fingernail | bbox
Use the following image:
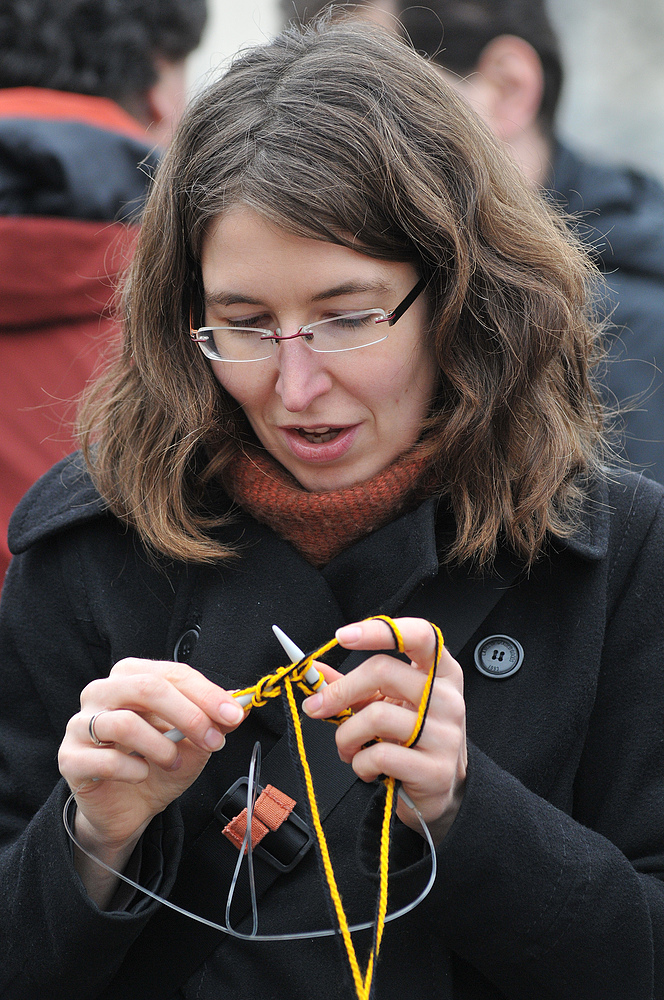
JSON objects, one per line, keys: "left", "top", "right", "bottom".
{"left": 336, "top": 624, "right": 362, "bottom": 645}
{"left": 302, "top": 693, "right": 323, "bottom": 715}
{"left": 219, "top": 702, "right": 245, "bottom": 725}
{"left": 168, "top": 753, "right": 183, "bottom": 771}
{"left": 205, "top": 727, "right": 226, "bottom": 750}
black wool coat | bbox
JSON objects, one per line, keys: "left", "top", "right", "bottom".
{"left": 1, "top": 455, "right": 664, "bottom": 1000}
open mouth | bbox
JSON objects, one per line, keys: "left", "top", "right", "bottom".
{"left": 297, "top": 426, "right": 342, "bottom": 444}
{"left": 279, "top": 423, "right": 359, "bottom": 466}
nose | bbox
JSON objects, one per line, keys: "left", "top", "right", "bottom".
{"left": 273, "top": 336, "right": 333, "bottom": 412}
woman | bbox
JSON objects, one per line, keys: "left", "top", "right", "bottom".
{"left": 1, "top": 18, "right": 663, "bottom": 1000}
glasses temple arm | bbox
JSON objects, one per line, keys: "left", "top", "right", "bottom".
{"left": 189, "top": 303, "right": 200, "bottom": 337}
{"left": 384, "top": 277, "right": 428, "bottom": 326}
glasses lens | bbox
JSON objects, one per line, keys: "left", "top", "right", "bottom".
{"left": 205, "top": 327, "right": 274, "bottom": 362}
{"left": 306, "top": 310, "right": 387, "bottom": 353}
{"left": 198, "top": 309, "right": 389, "bottom": 361}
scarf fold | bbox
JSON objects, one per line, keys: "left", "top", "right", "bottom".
{"left": 222, "top": 445, "right": 439, "bottom": 567}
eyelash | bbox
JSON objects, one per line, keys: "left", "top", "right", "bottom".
{"left": 226, "top": 316, "right": 271, "bottom": 329}
{"left": 217, "top": 312, "right": 374, "bottom": 330}
{"left": 331, "top": 315, "right": 375, "bottom": 329}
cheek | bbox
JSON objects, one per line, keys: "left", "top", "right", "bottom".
{"left": 380, "top": 344, "right": 438, "bottom": 408}
{"left": 210, "top": 363, "right": 268, "bottom": 410}
{"left": 418, "top": 346, "right": 440, "bottom": 400}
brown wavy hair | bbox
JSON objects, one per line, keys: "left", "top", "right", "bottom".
{"left": 79, "top": 19, "right": 606, "bottom": 568}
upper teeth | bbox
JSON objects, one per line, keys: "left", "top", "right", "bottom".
{"left": 300, "top": 427, "right": 337, "bottom": 442}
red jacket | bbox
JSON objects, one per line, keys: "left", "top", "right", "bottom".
{"left": 0, "top": 88, "right": 158, "bottom": 583}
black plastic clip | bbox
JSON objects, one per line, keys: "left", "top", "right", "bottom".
{"left": 214, "top": 777, "right": 313, "bottom": 873}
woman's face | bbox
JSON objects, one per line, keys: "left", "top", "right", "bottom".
{"left": 200, "top": 207, "right": 438, "bottom": 492}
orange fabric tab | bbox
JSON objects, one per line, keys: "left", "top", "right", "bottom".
{"left": 256, "top": 784, "right": 296, "bottom": 831}
{"left": 223, "top": 810, "right": 269, "bottom": 853}
{"left": 222, "top": 784, "right": 296, "bottom": 853}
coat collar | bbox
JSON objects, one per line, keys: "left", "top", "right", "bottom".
{"left": 8, "top": 453, "right": 108, "bottom": 556}
{"left": 321, "top": 496, "right": 441, "bottom": 621}
{"left": 557, "top": 474, "right": 610, "bottom": 561}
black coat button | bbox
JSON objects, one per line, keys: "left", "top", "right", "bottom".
{"left": 174, "top": 627, "right": 200, "bottom": 663}
{"left": 474, "top": 635, "right": 524, "bottom": 678}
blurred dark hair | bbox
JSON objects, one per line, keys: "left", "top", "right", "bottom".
{"left": 80, "top": 19, "right": 605, "bottom": 569}
{"left": 0, "top": 0, "right": 207, "bottom": 102}
{"left": 282, "top": 1, "right": 563, "bottom": 129}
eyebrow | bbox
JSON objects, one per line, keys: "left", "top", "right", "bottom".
{"left": 203, "top": 280, "right": 393, "bottom": 309}
{"left": 310, "top": 280, "right": 392, "bottom": 302}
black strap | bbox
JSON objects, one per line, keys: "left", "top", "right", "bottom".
{"left": 101, "top": 550, "right": 522, "bottom": 998}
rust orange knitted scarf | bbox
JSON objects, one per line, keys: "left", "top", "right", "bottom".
{"left": 222, "top": 444, "right": 438, "bottom": 567}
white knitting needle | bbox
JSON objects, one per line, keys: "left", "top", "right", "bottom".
{"left": 272, "top": 625, "right": 413, "bottom": 806}
{"left": 156, "top": 625, "right": 324, "bottom": 744}
{"left": 271, "top": 624, "right": 328, "bottom": 694}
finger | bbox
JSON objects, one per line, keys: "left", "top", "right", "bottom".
{"left": 303, "top": 654, "right": 429, "bottom": 721}
{"left": 335, "top": 700, "right": 422, "bottom": 761}
{"left": 350, "top": 738, "right": 460, "bottom": 803}
{"left": 109, "top": 658, "right": 246, "bottom": 729}
{"left": 59, "top": 740, "right": 152, "bottom": 789}
{"left": 351, "top": 739, "right": 433, "bottom": 785}
{"left": 72, "top": 708, "right": 222, "bottom": 765}
{"left": 80, "top": 671, "right": 240, "bottom": 753}
{"left": 336, "top": 617, "right": 440, "bottom": 669}
{"left": 339, "top": 677, "right": 466, "bottom": 753}
{"left": 313, "top": 661, "right": 344, "bottom": 685}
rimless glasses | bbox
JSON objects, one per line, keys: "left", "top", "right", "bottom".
{"left": 190, "top": 278, "right": 426, "bottom": 363}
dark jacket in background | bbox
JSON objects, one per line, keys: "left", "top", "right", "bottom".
{"left": 551, "top": 143, "right": 664, "bottom": 483}
{"left": 1, "top": 455, "right": 663, "bottom": 999}
{"left": 0, "top": 87, "right": 159, "bottom": 585}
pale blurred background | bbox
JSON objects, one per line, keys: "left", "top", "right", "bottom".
{"left": 187, "top": 0, "right": 664, "bottom": 184}
{"left": 187, "top": 0, "right": 278, "bottom": 92}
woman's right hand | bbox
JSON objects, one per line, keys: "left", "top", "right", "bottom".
{"left": 58, "top": 657, "right": 246, "bottom": 901}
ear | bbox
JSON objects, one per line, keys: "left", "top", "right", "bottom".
{"left": 473, "top": 34, "right": 545, "bottom": 141}
{"left": 144, "top": 56, "right": 188, "bottom": 146}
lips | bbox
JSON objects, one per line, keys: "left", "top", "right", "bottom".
{"left": 279, "top": 423, "right": 360, "bottom": 464}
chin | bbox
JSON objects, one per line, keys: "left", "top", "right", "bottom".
{"left": 290, "top": 463, "right": 377, "bottom": 493}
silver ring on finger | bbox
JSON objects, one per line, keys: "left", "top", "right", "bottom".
{"left": 88, "top": 710, "right": 114, "bottom": 747}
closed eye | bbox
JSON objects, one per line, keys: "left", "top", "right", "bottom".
{"left": 328, "top": 313, "right": 379, "bottom": 329}
{"left": 222, "top": 315, "right": 272, "bottom": 330}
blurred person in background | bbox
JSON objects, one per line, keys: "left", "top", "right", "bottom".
{"left": 284, "top": 0, "right": 664, "bottom": 485}
{"left": 0, "top": 0, "right": 207, "bottom": 585}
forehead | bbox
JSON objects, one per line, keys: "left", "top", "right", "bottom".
{"left": 200, "top": 207, "right": 416, "bottom": 298}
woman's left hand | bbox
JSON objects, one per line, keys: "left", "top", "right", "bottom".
{"left": 303, "top": 616, "right": 467, "bottom": 844}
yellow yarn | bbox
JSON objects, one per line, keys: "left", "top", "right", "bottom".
{"left": 238, "top": 615, "right": 444, "bottom": 999}
{"left": 234, "top": 634, "right": 352, "bottom": 722}
{"left": 284, "top": 677, "right": 369, "bottom": 998}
